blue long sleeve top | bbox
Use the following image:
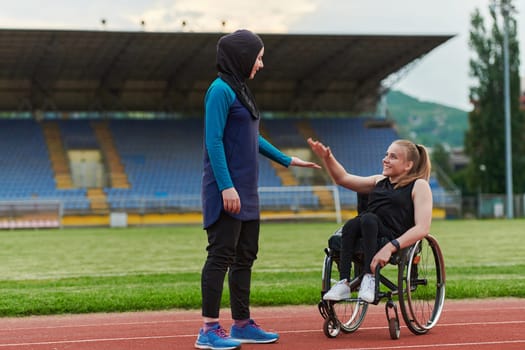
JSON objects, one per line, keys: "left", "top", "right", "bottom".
{"left": 202, "top": 77, "right": 291, "bottom": 228}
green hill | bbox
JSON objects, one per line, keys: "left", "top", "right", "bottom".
{"left": 385, "top": 90, "right": 469, "bottom": 148}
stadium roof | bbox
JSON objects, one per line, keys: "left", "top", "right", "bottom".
{"left": 0, "top": 29, "right": 453, "bottom": 115}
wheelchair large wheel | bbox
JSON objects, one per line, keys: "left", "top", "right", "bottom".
{"left": 397, "top": 234, "right": 446, "bottom": 335}
{"left": 321, "top": 253, "right": 368, "bottom": 334}
{"left": 329, "top": 294, "right": 368, "bottom": 334}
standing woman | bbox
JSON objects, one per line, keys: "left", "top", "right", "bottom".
{"left": 308, "top": 138, "right": 433, "bottom": 303}
{"left": 197, "top": 29, "right": 320, "bottom": 350}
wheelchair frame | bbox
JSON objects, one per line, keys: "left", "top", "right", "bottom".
{"left": 318, "top": 231, "right": 446, "bottom": 340}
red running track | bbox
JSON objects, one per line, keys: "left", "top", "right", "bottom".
{"left": 0, "top": 298, "right": 523, "bottom": 349}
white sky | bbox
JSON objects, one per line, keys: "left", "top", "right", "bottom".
{"left": 2, "top": 0, "right": 524, "bottom": 111}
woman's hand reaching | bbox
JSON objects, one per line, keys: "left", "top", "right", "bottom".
{"left": 307, "top": 138, "right": 332, "bottom": 160}
{"left": 290, "top": 156, "right": 321, "bottom": 169}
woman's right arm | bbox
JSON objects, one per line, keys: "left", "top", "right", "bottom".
{"left": 205, "top": 81, "right": 235, "bottom": 192}
{"left": 307, "top": 138, "right": 380, "bottom": 193}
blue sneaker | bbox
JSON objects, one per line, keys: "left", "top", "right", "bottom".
{"left": 195, "top": 324, "right": 241, "bottom": 350}
{"left": 230, "top": 319, "right": 279, "bottom": 344}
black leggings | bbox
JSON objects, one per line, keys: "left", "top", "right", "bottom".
{"left": 339, "top": 212, "right": 394, "bottom": 280}
{"left": 201, "top": 212, "right": 259, "bottom": 320}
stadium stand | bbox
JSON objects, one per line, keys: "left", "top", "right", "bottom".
{"left": 0, "top": 119, "right": 90, "bottom": 228}
{"left": 105, "top": 119, "right": 203, "bottom": 211}
{"left": 0, "top": 117, "right": 449, "bottom": 226}
{"left": 0, "top": 30, "right": 455, "bottom": 226}
{"left": 0, "top": 120, "right": 55, "bottom": 199}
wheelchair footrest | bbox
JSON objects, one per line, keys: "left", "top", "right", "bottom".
{"left": 318, "top": 300, "right": 330, "bottom": 319}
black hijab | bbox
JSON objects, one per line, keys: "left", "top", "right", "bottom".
{"left": 216, "top": 29, "right": 263, "bottom": 119}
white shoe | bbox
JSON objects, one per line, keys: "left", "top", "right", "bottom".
{"left": 358, "top": 274, "right": 376, "bottom": 303}
{"left": 323, "top": 279, "right": 350, "bottom": 301}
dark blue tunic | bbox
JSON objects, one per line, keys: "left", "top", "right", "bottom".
{"left": 202, "top": 78, "right": 291, "bottom": 228}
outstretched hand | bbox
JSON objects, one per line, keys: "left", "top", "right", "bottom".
{"left": 307, "top": 138, "right": 331, "bottom": 160}
{"left": 290, "top": 156, "right": 321, "bottom": 169}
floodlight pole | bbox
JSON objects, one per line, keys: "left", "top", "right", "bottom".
{"left": 501, "top": 1, "right": 514, "bottom": 218}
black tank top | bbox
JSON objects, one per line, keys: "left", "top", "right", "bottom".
{"left": 365, "top": 178, "right": 415, "bottom": 237}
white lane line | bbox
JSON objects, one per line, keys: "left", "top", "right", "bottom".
{"left": 0, "top": 335, "right": 186, "bottom": 347}
{"left": 0, "top": 319, "right": 182, "bottom": 332}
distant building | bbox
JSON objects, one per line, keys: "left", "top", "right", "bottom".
{"left": 449, "top": 147, "right": 469, "bottom": 171}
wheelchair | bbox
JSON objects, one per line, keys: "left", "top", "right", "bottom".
{"left": 317, "top": 224, "right": 446, "bottom": 340}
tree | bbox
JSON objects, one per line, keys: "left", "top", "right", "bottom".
{"left": 465, "top": 0, "right": 525, "bottom": 194}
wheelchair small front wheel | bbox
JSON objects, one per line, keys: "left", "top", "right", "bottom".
{"left": 388, "top": 318, "right": 400, "bottom": 340}
{"left": 323, "top": 316, "right": 340, "bottom": 338}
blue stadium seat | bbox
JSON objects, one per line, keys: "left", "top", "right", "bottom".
{"left": 0, "top": 120, "right": 90, "bottom": 210}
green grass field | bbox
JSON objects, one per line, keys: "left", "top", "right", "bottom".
{"left": 0, "top": 219, "right": 523, "bottom": 316}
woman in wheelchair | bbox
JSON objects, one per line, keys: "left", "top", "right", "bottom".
{"left": 308, "top": 138, "right": 432, "bottom": 303}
